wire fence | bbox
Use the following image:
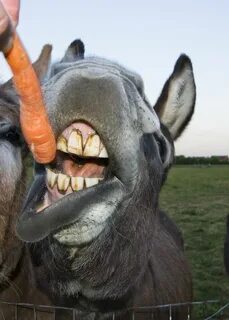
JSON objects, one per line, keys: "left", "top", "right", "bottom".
{"left": 0, "top": 300, "right": 229, "bottom": 320}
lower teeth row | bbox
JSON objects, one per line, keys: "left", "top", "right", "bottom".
{"left": 46, "top": 169, "right": 103, "bottom": 192}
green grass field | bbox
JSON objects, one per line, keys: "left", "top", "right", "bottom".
{"left": 160, "top": 165, "right": 229, "bottom": 302}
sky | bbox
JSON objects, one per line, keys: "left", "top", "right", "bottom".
{"left": 0, "top": 0, "right": 228, "bottom": 156}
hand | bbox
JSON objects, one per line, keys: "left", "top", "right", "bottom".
{"left": 1, "top": 0, "right": 20, "bottom": 27}
{"left": 0, "top": 0, "right": 20, "bottom": 52}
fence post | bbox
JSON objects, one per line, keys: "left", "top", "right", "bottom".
{"left": 72, "top": 308, "right": 76, "bottom": 320}
{"left": 188, "top": 306, "right": 190, "bottom": 320}
{"left": 14, "top": 304, "right": 18, "bottom": 320}
{"left": 132, "top": 310, "right": 135, "bottom": 320}
{"left": 33, "top": 305, "right": 37, "bottom": 320}
{"left": 169, "top": 305, "right": 172, "bottom": 320}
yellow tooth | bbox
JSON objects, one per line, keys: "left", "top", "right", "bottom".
{"left": 47, "top": 169, "right": 58, "bottom": 188}
{"left": 68, "top": 130, "right": 83, "bottom": 155}
{"left": 71, "top": 177, "right": 84, "bottom": 191}
{"left": 85, "top": 178, "right": 99, "bottom": 188}
{"left": 64, "top": 176, "right": 70, "bottom": 191}
{"left": 50, "top": 172, "right": 58, "bottom": 188}
{"left": 57, "top": 136, "right": 68, "bottom": 153}
{"left": 57, "top": 173, "right": 70, "bottom": 191}
{"left": 47, "top": 168, "right": 52, "bottom": 186}
{"left": 83, "top": 134, "right": 100, "bottom": 157}
{"left": 98, "top": 146, "right": 108, "bottom": 158}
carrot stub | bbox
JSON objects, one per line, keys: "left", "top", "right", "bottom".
{"left": 5, "top": 33, "right": 56, "bottom": 164}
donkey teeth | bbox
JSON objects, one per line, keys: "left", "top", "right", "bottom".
{"left": 57, "top": 136, "right": 68, "bottom": 153}
{"left": 57, "top": 129, "right": 109, "bottom": 158}
{"left": 57, "top": 173, "right": 70, "bottom": 191}
{"left": 98, "top": 146, "right": 108, "bottom": 158}
{"left": 50, "top": 172, "right": 58, "bottom": 189}
{"left": 85, "top": 178, "right": 99, "bottom": 188}
{"left": 47, "top": 168, "right": 58, "bottom": 188}
{"left": 83, "top": 134, "right": 100, "bottom": 157}
{"left": 68, "top": 130, "right": 83, "bottom": 156}
{"left": 46, "top": 169, "right": 103, "bottom": 192}
{"left": 71, "top": 177, "right": 84, "bottom": 191}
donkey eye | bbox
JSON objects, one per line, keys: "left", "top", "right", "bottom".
{"left": 154, "top": 133, "right": 167, "bottom": 164}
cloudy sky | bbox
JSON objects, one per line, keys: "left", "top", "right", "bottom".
{"left": 1, "top": 0, "right": 228, "bottom": 156}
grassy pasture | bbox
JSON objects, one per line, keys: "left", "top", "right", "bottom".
{"left": 160, "top": 165, "right": 229, "bottom": 301}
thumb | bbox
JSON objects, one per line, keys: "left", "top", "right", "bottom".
{"left": 1, "top": 0, "right": 20, "bottom": 27}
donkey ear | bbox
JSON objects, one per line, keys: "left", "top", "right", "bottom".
{"left": 154, "top": 54, "right": 196, "bottom": 140}
{"left": 2, "top": 44, "right": 52, "bottom": 92}
{"left": 32, "top": 44, "right": 52, "bottom": 82}
{"left": 61, "top": 39, "right": 85, "bottom": 63}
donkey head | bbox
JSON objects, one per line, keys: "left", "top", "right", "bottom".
{"left": 0, "top": 45, "right": 52, "bottom": 281}
{"left": 16, "top": 40, "right": 195, "bottom": 248}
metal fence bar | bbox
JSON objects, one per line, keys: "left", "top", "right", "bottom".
{"left": 187, "top": 305, "right": 190, "bottom": 320}
{"left": 0, "top": 299, "right": 228, "bottom": 319}
{"left": 169, "top": 304, "right": 172, "bottom": 320}
{"left": 14, "top": 304, "right": 18, "bottom": 320}
{"left": 72, "top": 308, "right": 75, "bottom": 320}
{"left": 132, "top": 310, "right": 135, "bottom": 320}
{"left": 33, "top": 305, "right": 37, "bottom": 320}
{"left": 128, "top": 299, "right": 219, "bottom": 311}
{"left": 204, "top": 302, "right": 229, "bottom": 320}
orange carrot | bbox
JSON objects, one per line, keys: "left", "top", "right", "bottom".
{"left": 5, "top": 32, "right": 56, "bottom": 163}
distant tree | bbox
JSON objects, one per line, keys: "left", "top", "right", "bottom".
{"left": 175, "top": 155, "right": 229, "bottom": 165}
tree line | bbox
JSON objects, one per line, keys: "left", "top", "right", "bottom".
{"left": 175, "top": 155, "right": 229, "bottom": 165}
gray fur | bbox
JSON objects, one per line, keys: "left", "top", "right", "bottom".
{"left": 18, "top": 41, "right": 196, "bottom": 319}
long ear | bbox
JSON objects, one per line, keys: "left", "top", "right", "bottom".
{"left": 154, "top": 54, "right": 196, "bottom": 140}
{"left": 2, "top": 44, "right": 52, "bottom": 92}
{"left": 32, "top": 44, "right": 52, "bottom": 82}
{"left": 61, "top": 39, "right": 85, "bottom": 63}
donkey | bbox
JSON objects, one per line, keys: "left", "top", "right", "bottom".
{"left": 0, "top": 46, "right": 53, "bottom": 320}
{"left": 16, "top": 40, "right": 196, "bottom": 319}
{"left": 224, "top": 215, "right": 229, "bottom": 274}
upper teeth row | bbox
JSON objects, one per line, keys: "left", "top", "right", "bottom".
{"left": 57, "top": 130, "right": 108, "bottom": 158}
{"left": 47, "top": 168, "right": 103, "bottom": 192}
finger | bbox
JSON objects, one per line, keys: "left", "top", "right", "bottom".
{"left": 0, "top": 1, "right": 13, "bottom": 52}
{"left": 2, "top": 0, "right": 20, "bottom": 26}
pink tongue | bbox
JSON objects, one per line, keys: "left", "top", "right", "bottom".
{"left": 62, "top": 122, "right": 95, "bottom": 144}
{"left": 62, "top": 160, "right": 104, "bottom": 178}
